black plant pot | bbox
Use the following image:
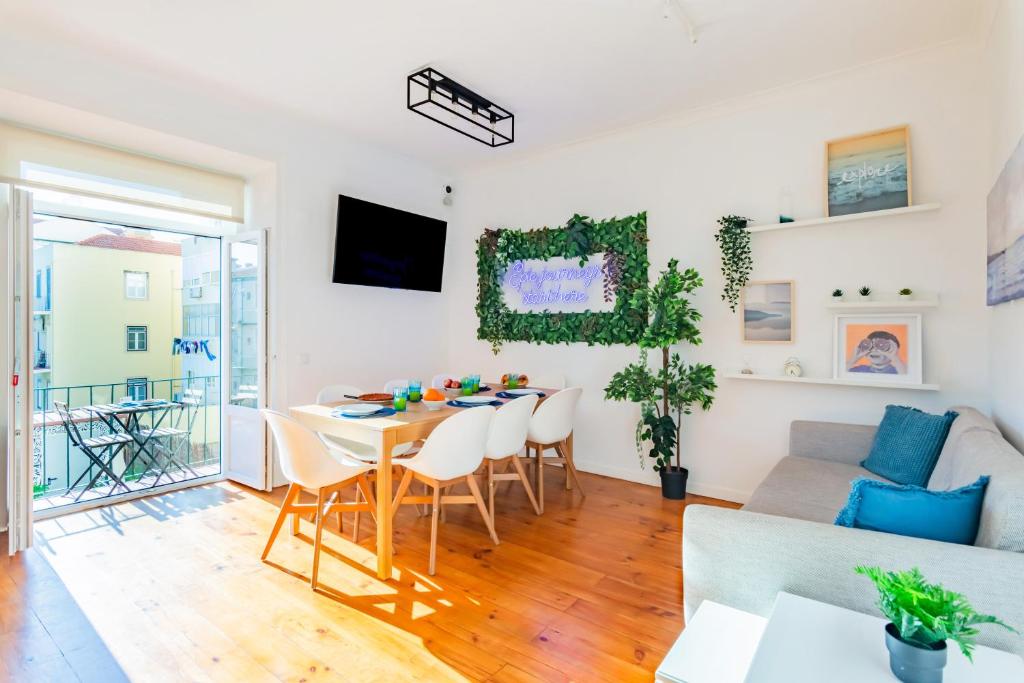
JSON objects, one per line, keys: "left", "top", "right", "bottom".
{"left": 660, "top": 466, "right": 688, "bottom": 500}
{"left": 885, "top": 623, "right": 947, "bottom": 683}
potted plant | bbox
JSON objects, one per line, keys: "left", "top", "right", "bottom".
{"left": 899, "top": 287, "right": 914, "bottom": 300}
{"left": 832, "top": 288, "right": 845, "bottom": 302}
{"left": 714, "top": 215, "right": 752, "bottom": 312}
{"left": 856, "top": 566, "right": 1016, "bottom": 683}
{"left": 605, "top": 259, "right": 716, "bottom": 499}
{"left": 858, "top": 285, "right": 872, "bottom": 301}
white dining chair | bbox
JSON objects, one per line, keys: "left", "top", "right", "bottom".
{"left": 525, "top": 387, "right": 584, "bottom": 513}
{"left": 391, "top": 406, "right": 498, "bottom": 575}
{"left": 485, "top": 394, "right": 541, "bottom": 523}
{"left": 260, "top": 409, "right": 377, "bottom": 590}
{"left": 314, "top": 384, "right": 418, "bottom": 542}
{"left": 430, "top": 373, "right": 458, "bottom": 389}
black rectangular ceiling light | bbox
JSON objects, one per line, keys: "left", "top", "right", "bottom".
{"left": 407, "top": 67, "right": 514, "bottom": 148}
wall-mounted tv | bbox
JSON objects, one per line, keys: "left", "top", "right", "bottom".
{"left": 332, "top": 195, "right": 447, "bottom": 293}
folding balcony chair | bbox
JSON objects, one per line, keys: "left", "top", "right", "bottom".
{"left": 55, "top": 401, "right": 134, "bottom": 501}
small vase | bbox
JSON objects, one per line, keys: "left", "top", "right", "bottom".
{"left": 900, "top": 293, "right": 913, "bottom": 301}
{"left": 885, "top": 623, "right": 947, "bottom": 683}
{"left": 832, "top": 295, "right": 845, "bottom": 303}
{"left": 859, "top": 293, "right": 873, "bottom": 302}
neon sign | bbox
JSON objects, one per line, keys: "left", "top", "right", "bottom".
{"left": 501, "top": 254, "right": 612, "bottom": 313}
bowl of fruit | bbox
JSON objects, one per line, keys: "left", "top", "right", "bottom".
{"left": 442, "top": 377, "right": 464, "bottom": 396}
{"left": 500, "top": 373, "right": 529, "bottom": 389}
{"left": 422, "top": 387, "right": 447, "bottom": 411}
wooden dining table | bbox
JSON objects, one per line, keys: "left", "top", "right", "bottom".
{"left": 289, "top": 384, "right": 565, "bottom": 580}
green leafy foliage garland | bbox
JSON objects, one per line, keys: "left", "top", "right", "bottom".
{"left": 476, "top": 212, "right": 650, "bottom": 353}
{"left": 714, "top": 215, "right": 752, "bottom": 312}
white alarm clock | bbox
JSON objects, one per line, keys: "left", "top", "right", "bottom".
{"left": 783, "top": 357, "right": 803, "bottom": 377}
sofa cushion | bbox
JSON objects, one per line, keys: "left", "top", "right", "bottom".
{"left": 928, "top": 406, "right": 1001, "bottom": 490}
{"left": 860, "top": 405, "right": 957, "bottom": 486}
{"left": 834, "top": 476, "right": 989, "bottom": 545}
{"left": 744, "top": 456, "right": 888, "bottom": 524}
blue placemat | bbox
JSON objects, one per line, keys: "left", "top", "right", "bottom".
{"left": 447, "top": 400, "right": 503, "bottom": 408}
{"left": 495, "top": 390, "right": 546, "bottom": 399}
{"left": 332, "top": 407, "right": 398, "bottom": 419}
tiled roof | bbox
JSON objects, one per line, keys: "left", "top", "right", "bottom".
{"left": 77, "top": 234, "right": 182, "bottom": 256}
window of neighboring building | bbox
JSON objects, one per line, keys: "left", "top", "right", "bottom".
{"left": 124, "top": 271, "right": 149, "bottom": 300}
{"left": 126, "top": 377, "right": 148, "bottom": 401}
{"left": 126, "top": 325, "right": 148, "bottom": 352}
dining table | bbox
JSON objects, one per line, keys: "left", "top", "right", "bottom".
{"left": 289, "top": 383, "right": 567, "bottom": 581}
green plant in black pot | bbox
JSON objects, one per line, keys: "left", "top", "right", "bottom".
{"left": 605, "top": 259, "right": 716, "bottom": 499}
{"left": 856, "top": 566, "right": 1016, "bottom": 683}
{"left": 714, "top": 215, "right": 752, "bottom": 312}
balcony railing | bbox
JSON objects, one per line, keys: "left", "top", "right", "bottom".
{"left": 32, "top": 375, "right": 221, "bottom": 510}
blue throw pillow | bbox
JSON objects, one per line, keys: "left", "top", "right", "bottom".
{"left": 861, "top": 405, "right": 958, "bottom": 486}
{"left": 834, "top": 476, "right": 989, "bottom": 545}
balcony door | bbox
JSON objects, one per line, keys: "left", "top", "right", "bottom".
{"left": 221, "top": 230, "right": 269, "bottom": 490}
{"left": 6, "top": 188, "right": 34, "bottom": 553}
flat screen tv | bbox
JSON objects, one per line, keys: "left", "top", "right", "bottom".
{"left": 332, "top": 195, "right": 447, "bottom": 292}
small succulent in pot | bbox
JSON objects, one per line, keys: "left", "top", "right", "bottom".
{"left": 832, "top": 288, "right": 845, "bottom": 301}
{"left": 856, "top": 566, "right": 1017, "bottom": 683}
{"left": 899, "top": 287, "right": 913, "bottom": 300}
{"left": 858, "top": 286, "right": 872, "bottom": 300}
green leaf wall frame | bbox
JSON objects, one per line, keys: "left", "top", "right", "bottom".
{"left": 476, "top": 212, "right": 650, "bottom": 350}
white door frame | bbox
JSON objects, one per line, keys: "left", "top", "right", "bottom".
{"left": 6, "top": 188, "right": 34, "bottom": 553}
{"left": 221, "top": 229, "right": 270, "bottom": 490}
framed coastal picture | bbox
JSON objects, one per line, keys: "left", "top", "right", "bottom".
{"left": 741, "top": 281, "right": 794, "bottom": 343}
{"left": 826, "top": 125, "right": 912, "bottom": 217}
{"left": 833, "top": 314, "right": 922, "bottom": 385}
{"left": 987, "top": 134, "right": 1024, "bottom": 306}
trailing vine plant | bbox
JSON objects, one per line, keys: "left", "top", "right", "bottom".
{"left": 713, "top": 215, "right": 752, "bottom": 312}
{"left": 476, "top": 212, "right": 650, "bottom": 353}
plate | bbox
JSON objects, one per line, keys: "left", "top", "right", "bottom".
{"left": 339, "top": 403, "right": 385, "bottom": 416}
{"left": 452, "top": 395, "right": 495, "bottom": 405}
{"left": 506, "top": 388, "right": 542, "bottom": 395}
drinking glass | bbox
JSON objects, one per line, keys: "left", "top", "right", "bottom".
{"left": 392, "top": 386, "right": 408, "bottom": 412}
{"left": 506, "top": 373, "right": 519, "bottom": 389}
{"left": 408, "top": 379, "right": 422, "bottom": 403}
{"left": 461, "top": 377, "right": 473, "bottom": 396}
{"left": 470, "top": 374, "right": 481, "bottom": 393}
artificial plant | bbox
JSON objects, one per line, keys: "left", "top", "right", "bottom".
{"left": 856, "top": 566, "right": 1017, "bottom": 661}
{"left": 604, "top": 259, "right": 717, "bottom": 471}
{"left": 714, "top": 215, "right": 752, "bottom": 312}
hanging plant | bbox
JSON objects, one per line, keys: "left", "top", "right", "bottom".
{"left": 601, "top": 251, "right": 625, "bottom": 303}
{"left": 714, "top": 215, "right": 753, "bottom": 312}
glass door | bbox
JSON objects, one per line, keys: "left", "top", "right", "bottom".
{"left": 6, "top": 187, "right": 34, "bottom": 553}
{"left": 221, "top": 229, "right": 269, "bottom": 489}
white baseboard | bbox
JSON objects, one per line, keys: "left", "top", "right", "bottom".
{"left": 573, "top": 461, "right": 750, "bottom": 504}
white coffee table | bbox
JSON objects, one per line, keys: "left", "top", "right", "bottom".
{"left": 656, "top": 593, "right": 1024, "bottom": 683}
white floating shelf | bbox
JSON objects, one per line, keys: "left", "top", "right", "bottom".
{"left": 826, "top": 295, "right": 939, "bottom": 310}
{"left": 724, "top": 373, "right": 940, "bottom": 392}
{"left": 747, "top": 203, "right": 941, "bottom": 234}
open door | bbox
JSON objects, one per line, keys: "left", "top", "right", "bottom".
{"left": 221, "top": 229, "right": 270, "bottom": 490}
{"left": 6, "top": 188, "right": 33, "bottom": 553}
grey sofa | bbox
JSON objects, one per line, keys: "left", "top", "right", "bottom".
{"left": 683, "top": 406, "right": 1024, "bottom": 656}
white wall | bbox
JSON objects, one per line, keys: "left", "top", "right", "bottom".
{"left": 985, "top": 0, "right": 1024, "bottom": 451}
{"left": 446, "top": 42, "right": 990, "bottom": 501}
{"left": 0, "top": 38, "right": 453, "bottom": 496}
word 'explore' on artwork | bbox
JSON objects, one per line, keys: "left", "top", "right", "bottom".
{"left": 500, "top": 253, "right": 614, "bottom": 314}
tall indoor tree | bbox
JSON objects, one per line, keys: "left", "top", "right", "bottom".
{"left": 604, "top": 259, "right": 717, "bottom": 499}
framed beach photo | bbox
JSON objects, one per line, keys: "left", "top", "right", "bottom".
{"left": 987, "top": 134, "right": 1024, "bottom": 306}
{"left": 741, "top": 281, "right": 794, "bottom": 343}
{"left": 833, "top": 314, "right": 922, "bottom": 384}
{"left": 826, "top": 125, "right": 912, "bottom": 217}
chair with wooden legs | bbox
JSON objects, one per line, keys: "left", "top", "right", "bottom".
{"left": 391, "top": 406, "right": 498, "bottom": 575}
{"left": 524, "top": 387, "right": 584, "bottom": 514}
{"left": 314, "top": 384, "right": 419, "bottom": 541}
{"left": 260, "top": 409, "right": 377, "bottom": 590}
{"left": 484, "top": 394, "right": 541, "bottom": 523}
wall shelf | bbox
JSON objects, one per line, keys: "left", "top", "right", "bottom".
{"left": 724, "top": 373, "right": 940, "bottom": 392}
{"left": 747, "top": 203, "right": 941, "bottom": 234}
{"left": 826, "top": 295, "right": 939, "bottom": 310}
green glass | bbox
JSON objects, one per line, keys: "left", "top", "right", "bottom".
{"left": 461, "top": 377, "right": 473, "bottom": 396}
{"left": 408, "top": 379, "right": 422, "bottom": 402}
{"left": 470, "top": 374, "right": 481, "bottom": 393}
{"left": 392, "top": 386, "right": 408, "bottom": 412}
{"left": 507, "top": 373, "right": 519, "bottom": 389}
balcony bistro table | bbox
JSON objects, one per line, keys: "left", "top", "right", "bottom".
{"left": 290, "top": 384, "right": 562, "bottom": 581}
{"left": 84, "top": 400, "right": 192, "bottom": 488}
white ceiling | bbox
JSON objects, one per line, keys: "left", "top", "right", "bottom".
{"left": 0, "top": 0, "right": 983, "bottom": 171}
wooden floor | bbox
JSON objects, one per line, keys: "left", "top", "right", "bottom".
{"left": 5, "top": 470, "right": 739, "bottom": 682}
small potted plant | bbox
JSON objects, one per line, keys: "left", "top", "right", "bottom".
{"left": 858, "top": 286, "right": 872, "bottom": 301}
{"left": 856, "top": 566, "right": 1016, "bottom": 683}
{"left": 899, "top": 287, "right": 914, "bottom": 300}
{"left": 832, "top": 288, "right": 845, "bottom": 302}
